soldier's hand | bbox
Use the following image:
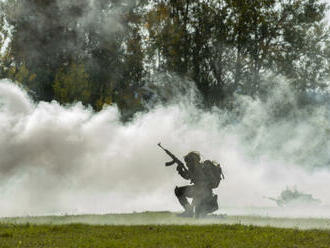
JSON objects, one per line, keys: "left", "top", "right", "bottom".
{"left": 177, "top": 165, "right": 185, "bottom": 173}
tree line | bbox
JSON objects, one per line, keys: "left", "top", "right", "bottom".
{"left": 0, "top": 0, "right": 329, "bottom": 118}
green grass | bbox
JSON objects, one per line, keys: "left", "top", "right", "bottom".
{"left": 0, "top": 223, "right": 330, "bottom": 248}
{"left": 1, "top": 212, "right": 330, "bottom": 248}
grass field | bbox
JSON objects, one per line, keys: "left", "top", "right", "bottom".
{"left": 0, "top": 212, "right": 330, "bottom": 248}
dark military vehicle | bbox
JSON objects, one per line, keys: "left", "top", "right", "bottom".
{"left": 266, "top": 187, "right": 321, "bottom": 207}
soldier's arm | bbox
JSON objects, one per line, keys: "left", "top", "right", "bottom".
{"left": 176, "top": 165, "right": 191, "bottom": 180}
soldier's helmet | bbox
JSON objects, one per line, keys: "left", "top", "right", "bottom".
{"left": 184, "top": 151, "right": 201, "bottom": 165}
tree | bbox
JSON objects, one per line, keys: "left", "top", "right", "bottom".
{"left": 1, "top": 0, "right": 329, "bottom": 114}
{"left": 53, "top": 63, "right": 91, "bottom": 105}
{"left": 0, "top": 0, "right": 147, "bottom": 115}
{"left": 144, "top": 0, "right": 330, "bottom": 106}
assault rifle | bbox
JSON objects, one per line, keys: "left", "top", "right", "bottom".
{"left": 158, "top": 143, "right": 185, "bottom": 168}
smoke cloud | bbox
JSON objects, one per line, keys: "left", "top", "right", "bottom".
{"left": 3, "top": 0, "right": 136, "bottom": 66}
{"left": 1, "top": 77, "right": 330, "bottom": 218}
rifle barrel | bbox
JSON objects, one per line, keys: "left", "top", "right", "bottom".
{"left": 158, "top": 143, "right": 185, "bottom": 168}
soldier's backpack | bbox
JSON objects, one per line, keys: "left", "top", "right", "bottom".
{"left": 203, "top": 160, "right": 224, "bottom": 189}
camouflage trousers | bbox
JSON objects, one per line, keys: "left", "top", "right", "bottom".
{"left": 175, "top": 185, "right": 218, "bottom": 217}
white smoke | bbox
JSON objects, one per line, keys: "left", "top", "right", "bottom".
{"left": 1, "top": 78, "right": 330, "bottom": 218}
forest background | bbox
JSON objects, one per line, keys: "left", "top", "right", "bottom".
{"left": 0, "top": 0, "right": 329, "bottom": 120}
